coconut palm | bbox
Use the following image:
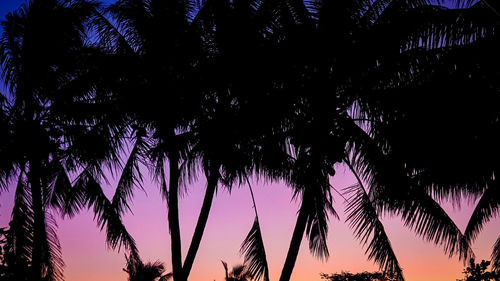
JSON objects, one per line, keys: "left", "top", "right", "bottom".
{"left": 231, "top": 0, "right": 500, "bottom": 280}
{"left": 56, "top": 1, "right": 500, "bottom": 281}
{"left": 84, "top": 1, "right": 204, "bottom": 281}
{"left": 0, "top": 1, "right": 140, "bottom": 280}
{"left": 182, "top": 0, "right": 278, "bottom": 273}
{"left": 221, "top": 261, "right": 253, "bottom": 281}
{"left": 344, "top": 0, "right": 500, "bottom": 272}
{"left": 123, "top": 254, "right": 172, "bottom": 281}
{"left": 0, "top": 2, "right": 95, "bottom": 280}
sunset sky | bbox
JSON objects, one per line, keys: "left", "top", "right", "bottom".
{"left": 1, "top": 164, "right": 499, "bottom": 281}
{"left": 1, "top": 1, "right": 499, "bottom": 281}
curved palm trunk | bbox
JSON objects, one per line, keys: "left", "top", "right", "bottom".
{"left": 168, "top": 153, "right": 185, "bottom": 281}
{"left": 279, "top": 191, "right": 309, "bottom": 281}
{"left": 29, "top": 160, "right": 44, "bottom": 281}
{"left": 182, "top": 172, "right": 218, "bottom": 278}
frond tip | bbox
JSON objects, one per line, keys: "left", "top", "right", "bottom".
{"left": 75, "top": 170, "right": 139, "bottom": 257}
{"left": 344, "top": 183, "right": 404, "bottom": 281}
{"left": 492, "top": 235, "right": 500, "bottom": 271}
{"left": 464, "top": 180, "right": 500, "bottom": 244}
{"left": 240, "top": 217, "right": 270, "bottom": 281}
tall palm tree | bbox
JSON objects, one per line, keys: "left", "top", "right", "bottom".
{"left": 232, "top": 1, "right": 499, "bottom": 281}
{"left": 0, "top": 2, "right": 95, "bottom": 280}
{"left": 344, "top": 0, "right": 500, "bottom": 272}
{"left": 0, "top": 1, "right": 140, "bottom": 280}
{"left": 85, "top": 1, "right": 203, "bottom": 280}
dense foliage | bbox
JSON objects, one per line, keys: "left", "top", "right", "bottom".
{"left": 1, "top": 0, "right": 500, "bottom": 281}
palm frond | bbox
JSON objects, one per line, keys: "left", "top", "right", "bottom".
{"left": 112, "top": 128, "right": 148, "bottom": 214}
{"left": 10, "top": 171, "right": 34, "bottom": 264}
{"left": 399, "top": 6, "right": 497, "bottom": 51}
{"left": 240, "top": 218, "right": 270, "bottom": 281}
{"left": 149, "top": 140, "right": 170, "bottom": 201}
{"left": 304, "top": 188, "right": 336, "bottom": 260}
{"left": 41, "top": 212, "right": 64, "bottom": 281}
{"left": 75, "top": 169, "right": 139, "bottom": 256}
{"left": 344, "top": 180, "right": 403, "bottom": 280}
{"left": 88, "top": 3, "right": 134, "bottom": 54}
{"left": 492, "top": 234, "right": 500, "bottom": 271}
{"left": 0, "top": 8, "right": 23, "bottom": 94}
{"left": 464, "top": 180, "right": 500, "bottom": 243}
{"left": 378, "top": 176, "right": 474, "bottom": 261}
{"left": 346, "top": 119, "right": 474, "bottom": 261}
{"left": 50, "top": 162, "right": 86, "bottom": 218}
{"left": 361, "top": 0, "right": 392, "bottom": 24}
{"left": 222, "top": 260, "right": 229, "bottom": 280}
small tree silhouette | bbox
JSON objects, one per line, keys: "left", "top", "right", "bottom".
{"left": 221, "top": 261, "right": 252, "bottom": 281}
{"left": 123, "top": 254, "right": 172, "bottom": 281}
{"left": 457, "top": 259, "right": 500, "bottom": 281}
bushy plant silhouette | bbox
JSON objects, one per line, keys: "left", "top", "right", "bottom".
{"left": 123, "top": 254, "right": 172, "bottom": 281}
{"left": 457, "top": 259, "right": 500, "bottom": 281}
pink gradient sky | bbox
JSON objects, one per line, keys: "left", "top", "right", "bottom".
{"left": 1, "top": 165, "right": 499, "bottom": 281}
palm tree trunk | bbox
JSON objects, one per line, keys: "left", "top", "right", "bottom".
{"left": 29, "top": 161, "right": 44, "bottom": 281}
{"left": 279, "top": 191, "right": 309, "bottom": 281}
{"left": 182, "top": 172, "right": 218, "bottom": 278}
{"left": 168, "top": 152, "right": 185, "bottom": 281}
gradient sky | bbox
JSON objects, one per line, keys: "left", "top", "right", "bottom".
{"left": 1, "top": 165, "right": 499, "bottom": 281}
{"left": 1, "top": 1, "right": 499, "bottom": 281}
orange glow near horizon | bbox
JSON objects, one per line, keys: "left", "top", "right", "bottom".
{"left": 1, "top": 167, "right": 499, "bottom": 281}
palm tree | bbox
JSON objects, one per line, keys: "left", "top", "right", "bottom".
{"left": 0, "top": 1, "right": 96, "bottom": 280}
{"left": 231, "top": 0, "right": 499, "bottom": 280}
{"left": 123, "top": 254, "right": 172, "bottom": 281}
{"left": 343, "top": 0, "right": 500, "bottom": 272}
{"left": 85, "top": 1, "right": 203, "bottom": 280}
{"left": 62, "top": 2, "right": 500, "bottom": 281}
{"left": 0, "top": 1, "right": 140, "bottom": 280}
{"left": 182, "top": 96, "right": 256, "bottom": 279}
{"left": 221, "top": 261, "right": 253, "bottom": 281}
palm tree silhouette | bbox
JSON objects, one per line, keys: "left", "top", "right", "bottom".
{"left": 182, "top": 99, "right": 256, "bottom": 279}
{"left": 228, "top": 0, "right": 499, "bottom": 280}
{"left": 123, "top": 254, "right": 172, "bottom": 281}
{"left": 86, "top": 1, "right": 204, "bottom": 280}
{"left": 342, "top": 0, "right": 500, "bottom": 273}
{"left": 86, "top": 1, "right": 498, "bottom": 281}
{"left": 221, "top": 261, "right": 253, "bottom": 281}
{"left": 0, "top": 1, "right": 98, "bottom": 280}
{"left": 0, "top": 1, "right": 493, "bottom": 281}
{"left": 0, "top": 1, "right": 141, "bottom": 280}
